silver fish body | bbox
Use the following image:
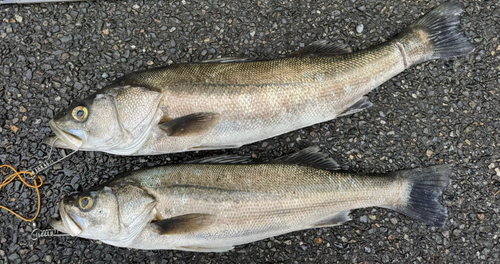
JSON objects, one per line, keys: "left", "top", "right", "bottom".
{"left": 51, "top": 148, "right": 451, "bottom": 252}
{"left": 45, "top": 1, "right": 473, "bottom": 155}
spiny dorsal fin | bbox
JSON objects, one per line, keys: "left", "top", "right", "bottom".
{"left": 338, "top": 96, "right": 373, "bottom": 117}
{"left": 200, "top": 57, "right": 255, "bottom": 63}
{"left": 274, "top": 147, "right": 340, "bottom": 171}
{"left": 188, "top": 155, "right": 254, "bottom": 164}
{"left": 288, "top": 40, "right": 352, "bottom": 57}
{"left": 151, "top": 213, "right": 216, "bottom": 235}
{"left": 158, "top": 112, "right": 221, "bottom": 137}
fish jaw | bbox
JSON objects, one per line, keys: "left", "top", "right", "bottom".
{"left": 45, "top": 120, "right": 84, "bottom": 150}
{"left": 51, "top": 200, "right": 84, "bottom": 236}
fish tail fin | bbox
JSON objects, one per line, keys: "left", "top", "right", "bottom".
{"left": 385, "top": 165, "right": 452, "bottom": 227}
{"left": 395, "top": 1, "right": 473, "bottom": 66}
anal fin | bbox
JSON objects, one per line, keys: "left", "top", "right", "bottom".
{"left": 338, "top": 96, "right": 373, "bottom": 117}
{"left": 188, "top": 144, "right": 242, "bottom": 151}
{"left": 313, "top": 210, "right": 352, "bottom": 228}
{"left": 177, "top": 245, "right": 234, "bottom": 252}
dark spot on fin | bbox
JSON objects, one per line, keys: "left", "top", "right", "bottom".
{"left": 338, "top": 96, "right": 373, "bottom": 117}
{"left": 200, "top": 57, "right": 255, "bottom": 63}
{"left": 383, "top": 165, "right": 452, "bottom": 227}
{"left": 288, "top": 40, "right": 352, "bottom": 57}
{"left": 188, "top": 155, "right": 254, "bottom": 164}
{"left": 151, "top": 213, "right": 216, "bottom": 235}
{"left": 177, "top": 245, "right": 234, "bottom": 252}
{"left": 154, "top": 212, "right": 164, "bottom": 222}
{"left": 313, "top": 210, "right": 352, "bottom": 228}
{"left": 159, "top": 115, "right": 171, "bottom": 124}
{"left": 274, "top": 147, "right": 340, "bottom": 171}
{"left": 158, "top": 106, "right": 172, "bottom": 124}
{"left": 159, "top": 112, "right": 221, "bottom": 137}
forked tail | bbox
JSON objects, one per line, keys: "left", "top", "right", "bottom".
{"left": 385, "top": 165, "right": 452, "bottom": 227}
{"left": 395, "top": 1, "right": 473, "bottom": 67}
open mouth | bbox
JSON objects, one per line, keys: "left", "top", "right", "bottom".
{"left": 43, "top": 120, "right": 84, "bottom": 150}
{"left": 50, "top": 201, "right": 85, "bottom": 236}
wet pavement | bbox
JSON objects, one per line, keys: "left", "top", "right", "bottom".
{"left": 0, "top": 0, "right": 499, "bottom": 263}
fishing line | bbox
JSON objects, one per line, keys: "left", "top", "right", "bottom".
{"left": 0, "top": 138, "right": 77, "bottom": 222}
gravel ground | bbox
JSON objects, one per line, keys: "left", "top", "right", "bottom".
{"left": 0, "top": 0, "right": 499, "bottom": 263}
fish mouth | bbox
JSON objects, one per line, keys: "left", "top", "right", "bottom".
{"left": 44, "top": 120, "right": 84, "bottom": 150}
{"left": 50, "top": 201, "right": 85, "bottom": 236}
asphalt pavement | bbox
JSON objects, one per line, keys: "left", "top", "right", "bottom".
{"left": 0, "top": 0, "right": 499, "bottom": 263}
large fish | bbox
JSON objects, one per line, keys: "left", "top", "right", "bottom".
{"left": 45, "top": 1, "right": 473, "bottom": 155}
{"left": 50, "top": 148, "right": 451, "bottom": 252}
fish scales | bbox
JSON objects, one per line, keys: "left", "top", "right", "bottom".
{"left": 133, "top": 46, "right": 404, "bottom": 154}
{"left": 45, "top": 1, "right": 473, "bottom": 155}
{"left": 51, "top": 151, "right": 451, "bottom": 251}
{"left": 119, "top": 164, "right": 406, "bottom": 247}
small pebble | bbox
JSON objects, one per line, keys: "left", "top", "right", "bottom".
{"left": 360, "top": 215, "right": 368, "bottom": 223}
{"left": 356, "top": 24, "right": 364, "bottom": 33}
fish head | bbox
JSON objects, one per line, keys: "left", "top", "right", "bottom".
{"left": 51, "top": 182, "right": 157, "bottom": 244}
{"left": 44, "top": 93, "right": 118, "bottom": 151}
{"left": 45, "top": 86, "right": 164, "bottom": 155}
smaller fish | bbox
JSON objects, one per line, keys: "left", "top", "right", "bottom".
{"left": 51, "top": 148, "right": 451, "bottom": 252}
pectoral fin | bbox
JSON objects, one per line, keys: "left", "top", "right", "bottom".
{"left": 151, "top": 213, "right": 216, "bottom": 235}
{"left": 159, "top": 112, "right": 221, "bottom": 137}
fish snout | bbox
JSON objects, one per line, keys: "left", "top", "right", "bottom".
{"left": 51, "top": 200, "right": 85, "bottom": 236}
{"left": 45, "top": 120, "right": 84, "bottom": 150}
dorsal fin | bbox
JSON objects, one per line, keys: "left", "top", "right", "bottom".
{"left": 288, "top": 40, "right": 352, "bottom": 57}
{"left": 200, "top": 57, "right": 254, "bottom": 63}
{"left": 188, "top": 155, "right": 254, "bottom": 164}
{"left": 189, "top": 147, "right": 339, "bottom": 170}
{"left": 273, "top": 147, "right": 340, "bottom": 171}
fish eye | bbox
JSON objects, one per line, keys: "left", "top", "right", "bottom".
{"left": 72, "top": 106, "right": 88, "bottom": 122}
{"left": 79, "top": 196, "right": 94, "bottom": 210}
